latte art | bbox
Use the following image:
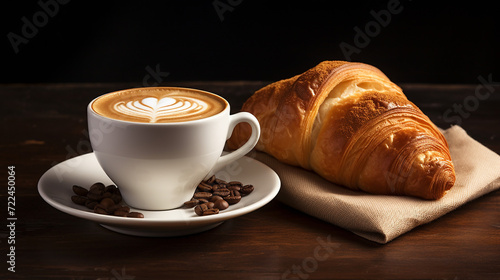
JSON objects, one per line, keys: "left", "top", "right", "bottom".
{"left": 115, "top": 97, "right": 209, "bottom": 123}
{"left": 91, "top": 88, "right": 227, "bottom": 123}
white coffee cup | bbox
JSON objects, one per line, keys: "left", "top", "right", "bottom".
{"left": 87, "top": 87, "right": 260, "bottom": 210}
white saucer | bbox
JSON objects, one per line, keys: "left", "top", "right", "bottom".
{"left": 38, "top": 152, "right": 280, "bottom": 237}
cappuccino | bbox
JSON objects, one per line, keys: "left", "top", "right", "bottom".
{"left": 92, "top": 87, "right": 227, "bottom": 123}
{"left": 88, "top": 86, "right": 260, "bottom": 209}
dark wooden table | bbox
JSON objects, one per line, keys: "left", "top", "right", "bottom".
{"left": 1, "top": 82, "right": 499, "bottom": 279}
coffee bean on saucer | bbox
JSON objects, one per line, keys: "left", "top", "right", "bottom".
{"left": 194, "top": 203, "right": 219, "bottom": 216}
{"left": 202, "top": 208, "right": 219, "bottom": 215}
{"left": 213, "top": 187, "right": 230, "bottom": 197}
{"left": 114, "top": 210, "right": 129, "bottom": 217}
{"left": 89, "top": 182, "right": 105, "bottom": 194}
{"left": 97, "top": 197, "right": 120, "bottom": 214}
{"left": 240, "top": 184, "right": 254, "bottom": 196}
{"left": 110, "top": 193, "right": 122, "bottom": 204}
{"left": 105, "top": 184, "right": 118, "bottom": 194}
{"left": 210, "top": 184, "right": 220, "bottom": 192}
{"left": 117, "top": 206, "right": 130, "bottom": 212}
{"left": 186, "top": 176, "right": 256, "bottom": 216}
{"left": 85, "top": 200, "right": 98, "bottom": 210}
{"left": 113, "top": 206, "right": 131, "bottom": 217}
{"left": 225, "top": 190, "right": 242, "bottom": 205}
{"left": 205, "top": 202, "right": 215, "bottom": 209}
{"left": 227, "top": 181, "right": 243, "bottom": 187}
{"left": 94, "top": 204, "right": 108, "bottom": 215}
{"left": 107, "top": 204, "right": 121, "bottom": 214}
{"left": 197, "top": 182, "right": 212, "bottom": 192}
{"left": 210, "top": 195, "right": 223, "bottom": 202}
{"left": 214, "top": 199, "right": 229, "bottom": 210}
{"left": 193, "top": 192, "right": 212, "bottom": 199}
{"left": 194, "top": 203, "right": 208, "bottom": 216}
{"left": 127, "top": 212, "right": 144, "bottom": 218}
{"left": 227, "top": 185, "right": 241, "bottom": 192}
{"left": 70, "top": 182, "right": 144, "bottom": 218}
{"left": 100, "top": 197, "right": 115, "bottom": 209}
{"left": 184, "top": 198, "right": 199, "bottom": 208}
{"left": 103, "top": 191, "right": 113, "bottom": 199}
{"left": 72, "top": 185, "right": 88, "bottom": 196}
{"left": 86, "top": 192, "right": 103, "bottom": 202}
{"left": 198, "top": 198, "right": 209, "bottom": 204}
{"left": 71, "top": 195, "right": 87, "bottom": 205}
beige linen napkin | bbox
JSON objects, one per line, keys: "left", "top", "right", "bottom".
{"left": 254, "top": 126, "right": 500, "bottom": 244}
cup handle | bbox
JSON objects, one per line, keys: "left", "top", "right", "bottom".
{"left": 204, "top": 112, "right": 260, "bottom": 179}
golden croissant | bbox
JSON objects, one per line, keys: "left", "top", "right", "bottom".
{"left": 228, "top": 61, "right": 456, "bottom": 200}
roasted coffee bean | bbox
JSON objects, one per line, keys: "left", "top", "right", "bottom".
{"left": 230, "top": 190, "right": 240, "bottom": 197}
{"left": 198, "top": 198, "right": 209, "bottom": 204}
{"left": 70, "top": 183, "right": 143, "bottom": 218}
{"left": 227, "top": 185, "right": 241, "bottom": 191}
{"left": 197, "top": 182, "right": 212, "bottom": 192}
{"left": 114, "top": 210, "right": 129, "bottom": 217}
{"left": 110, "top": 193, "right": 122, "bottom": 204}
{"left": 193, "top": 192, "right": 212, "bottom": 199}
{"left": 89, "top": 182, "right": 105, "bottom": 194}
{"left": 210, "top": 184, "right": 220, "bottom": 192}
{"left": 214, "top": 199, "right": 229, "bottom": 210}
{"left": 127, "top": 212, "right": 144, "bottom": 218}
{"left": 85, "top": 200, "right": 98, "bottom": 210}
{"left": 100, "top": 198, "right": 115, "bottom": 208}
{"left": 113, "top": 206, "right": 131, "bottom": 217}
{"left": 86, "top": 192, "right": 103, "bottom": 201}
{"left": 117, "top": 206, "right": 130, "bottom": 212}
{"left": 107, "top": 204, "right": 121, "bottom": 213}
{"left": 210, "top": 195, "right": 223, "bottom": 202}
{"left": 71, "top": 195, "right": 87, "bottom": 205}
{"left": 101, "top": 192, "right": 112, "bottom": 199}
{"left": 213, "top": 187, "right": 230, "bottom": 197}
{"left": 205, "top": 175, "right": 216, "bottom": 184}
{"left": 216, "top": 182, "right": 228, "bottom": 188}
{"left": 94, "top": 204, "right": 108, "bottom": 215}
{"left": 205, "top": 202, "right": 215, "bottom": 209}
{"left": 187, "top": 176, "right": 256, "bottom": 215}
{"left": 194, "top": 206, "right": 202, "bottom": 216}
{"left": 202, "top": 208, "right": 219, "bottom": 215}
{"left": 72, "top": 185, "right": 88, "bottom": 196}
{"left": 240, "top": 184, "right": 254, "bottom": 195}
{"left": 228, "top": 181, "right": 243, "bottom": 187}
{"left": 225, "top": 190, "right": 242, "bottom": 205}
{"left": 225, "top": 195, "right": 241, "bottom": 205}
{"left": 105, "top": 184, "right": 118, "bottom": 194}
{"left": 184, "top": 198, "right": 199, "bottom": 208}
{"left": 97, "top": 198, "right": 120, "bottom": 213}
{"left": 194, "top": 204, "right": 209, "bottom": 216}
{"left": 194, "top": 203, "right": 220, "bottom": 216}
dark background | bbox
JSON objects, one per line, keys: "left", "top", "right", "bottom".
{"left": 2, "top": 0, "right": 499, "bottom": 84}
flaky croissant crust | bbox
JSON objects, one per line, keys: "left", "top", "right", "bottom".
{"left": 228, "top": 61, "right": 455, "bottom": 199}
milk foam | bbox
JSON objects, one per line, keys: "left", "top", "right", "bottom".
{"left": 92, "top": 88, "right": 227, "bottom": 123}
{"left": 114, "top": 96, "right": 208, "bottom": 123}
